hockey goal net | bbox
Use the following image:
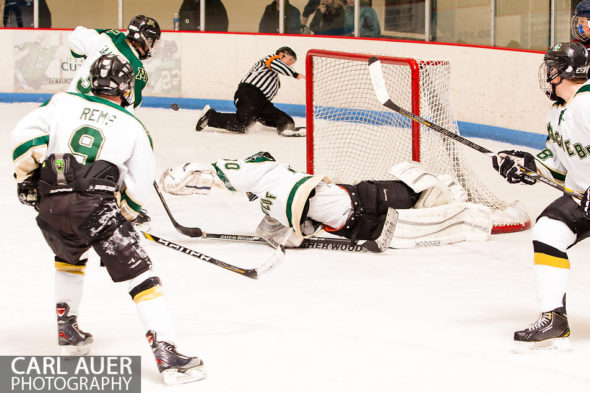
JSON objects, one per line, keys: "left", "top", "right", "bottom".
{"left": 305, "top": 49, "right": 530, "bottom": 234}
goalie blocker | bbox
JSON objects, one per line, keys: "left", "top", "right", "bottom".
{"left": 158, "top": 152, "right": 492, "bottom": 250}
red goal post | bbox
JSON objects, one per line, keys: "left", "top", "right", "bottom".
{"left": 305, "top": 49, "right": 530, "bottom": 234}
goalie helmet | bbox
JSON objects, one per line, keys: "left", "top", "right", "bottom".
{"left": 538, "top": 42, "right": 589, "bottom": 101}
{"left": 127, "top": 15, "right": 161, "bottom": 60}
{"left": 90, "top": 54, "right": 135, "bottom": 107}
{"left": 572, "top": 0, "right": 590, "bottom": 42}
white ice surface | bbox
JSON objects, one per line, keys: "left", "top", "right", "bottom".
{"left": 2, "top": 103, "right": 590, "bottom": 392}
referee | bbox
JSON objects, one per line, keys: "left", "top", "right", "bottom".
{"left": 195, "top": 46, "right": 305, "bottom": 135}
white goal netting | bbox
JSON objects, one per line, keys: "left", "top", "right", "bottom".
{"left": 306, "top": 50, "right": 530, "bottom": 233}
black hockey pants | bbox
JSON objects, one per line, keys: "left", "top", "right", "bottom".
{"left": 35, "top": 154, "right": 152, "bottom": 282}
{"left": 208, "top": 83, "right": 295, "bottom": 133}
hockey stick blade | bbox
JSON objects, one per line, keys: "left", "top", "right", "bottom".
{"left": 141, "top": 231, "right": 286, "bottom": 279}
{"left": 368, "top": 57, "right": 583, "bottom": 200}
{"left": 153, "top": 181, "right": 203, "bottom": 237}
{"left": 365, "top": 208, "right": 398, "bottom": 252}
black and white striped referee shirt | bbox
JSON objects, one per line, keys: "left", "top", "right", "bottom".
{"left": 240, "top": 54, "right": 299, "bottom": 101}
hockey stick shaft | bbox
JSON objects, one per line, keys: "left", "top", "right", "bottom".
{"left": 141, "top": 231, "right": 259, "bottom": 278}
{"left": 153, "top": 181, "right": 203, "bottom": 237}
{"left": 367, "top": 57, "right": 582, "bottom": 200}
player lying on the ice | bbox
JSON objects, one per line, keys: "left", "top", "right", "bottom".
{"left": 159, "top": 152, "right": 493, "bottom": 250}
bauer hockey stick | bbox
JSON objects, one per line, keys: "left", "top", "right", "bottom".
{"left": 367, "top": 57, "right": 583, "bottom": 200}
{"left": 141, "top": 231, "right": 284, "bottom": 279}
{"left": 153, "top": 181, "right": 203, "bottom": 237}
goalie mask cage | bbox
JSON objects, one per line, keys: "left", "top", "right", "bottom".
{"left": 305, "top": 49, "right": 530, "bottom": 234}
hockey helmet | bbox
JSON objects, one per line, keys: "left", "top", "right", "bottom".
{"left": 90, "top": 54, "right": 135, "bottom": 107}
{"left": 127, "top": 15, "right": 161, "bottom": 60}
{"left": 276, "top": 46, "right": 297, "bottom": 60}
{"left": 539, "top": 42, "right": 589, "bottom": 100}
{"left": 572, "top": 0, "right": 590, "bottom": 41}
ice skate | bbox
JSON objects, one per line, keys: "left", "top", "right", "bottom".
{"left": 513, "top": 302, "right": 571, "bottom": 353}
{"left": 146, "top": 330, "right": 206, "bottom": 385}
{"left": 56, "top": 303, "right": 93, "bottom": 356}
{"left": 195, "top": 105, "right": 213, "bottom": 131}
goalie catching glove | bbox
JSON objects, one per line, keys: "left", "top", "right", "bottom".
{"left": 492, "top": 150, "right": 537, "bottom": 185}
{"left": 159, "top": 163, "right": 215, "bottom": 195}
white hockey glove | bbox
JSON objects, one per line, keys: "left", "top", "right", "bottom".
{"left": 159, "top": 163, "right": 215, "bottom": 195}
{"left": 491, "top": 150, "right": 537, "bottom": 185}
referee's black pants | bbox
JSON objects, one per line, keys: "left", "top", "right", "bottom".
{"left": 208, "top": 83, "right": 295, "bottom": 133}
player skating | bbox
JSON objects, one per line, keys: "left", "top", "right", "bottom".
{"left": 491, "top": 41, "right": 590, "bottom": 352}
{"left": 159, "top": 152, "right": 492, "bottom": 251}
{"left": 195, "top": 47, "right": 306, "bottom": 136}
{"left": 11, "top": 54, "right": 205, "bottom": 385}
{"left": 67, "top": 14, "right": 161, "bottom": 110}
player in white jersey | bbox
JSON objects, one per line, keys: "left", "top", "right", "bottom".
{"left": 67, "top": 15, "right": 161, "bottom": 110}
{"left": 11, "top": 54, "right": 205, "bottom": 385}
{"left": 491, "top": 42, "right": 590, "bottom": 352}
{"left": 159, "top": 152, "right": 492, "bottom": 250}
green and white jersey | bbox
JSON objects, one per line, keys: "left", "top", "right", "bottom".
{"left": 11, "top": 92, "right": 154, "bottom": 219}
{"left": 536, "top": 80, "right": 590, "bottom": 193}
{"left": 212, "top": 153, "right": 326, "bottom": 238}
{"left": 67, "top": 26, "right": 148, "bottom": 109}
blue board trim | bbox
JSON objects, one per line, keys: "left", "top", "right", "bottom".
{"left": 0, "top": 92, "right": 545, "bottom": 149}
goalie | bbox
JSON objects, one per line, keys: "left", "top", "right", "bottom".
{"left": 159, "top": 152, "right": 492, "bottom": 250}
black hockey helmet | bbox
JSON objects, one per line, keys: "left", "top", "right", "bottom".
{"left": 538, "top": 42, "right": 589, "bottom": 100}
{"left": 572, "top": 0, "right": 590, "bottom": 41}
{"left": 127, "top": 15, "right": 161, "bottom": 60}
{"left": 90, "top": 54, "right": 135, "bottom": 107}
{"left": 276, "top": 46, "right": 297, "bottom": 60}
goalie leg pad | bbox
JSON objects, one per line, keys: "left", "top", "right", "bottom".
{"left": 390, "top": 202, "right": 492, "bottom": 248}
{"left": 389, "top": 161, "right": 467, "bottom": 208}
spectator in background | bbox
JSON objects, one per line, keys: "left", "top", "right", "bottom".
{"left": 309, "top": 0, "right": 346, "bottom": 36}
{"left": 300, "top": 0, "right": 320, "bottom": 33}
{"left": 572, "top": 0, "right": 590, "bottom": 48}
{"left": 3, "top": 0, "right": 50, "bottom": 28}
{"left": 178, "top": 0, "right": 228, "bottom": 31}
{"left": 344, "top": 0, "right": 380, "bottom": 38}
{"left": 3, "top": 0, "right": 23, "bottom": 27}
{"left": 259, "top": 0, "right": 302, "bottom": 34}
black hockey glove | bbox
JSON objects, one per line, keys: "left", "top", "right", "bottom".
{"left": 17, "top": 176, "right": 40, "bottom": 210}
{"left": 492, "top": 150, "right": 537, "bottom": 185}
{"left": 581, "top": 187, "right": 590, "bottom": 218}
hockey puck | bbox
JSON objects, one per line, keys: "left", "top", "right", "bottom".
{"left": 170, "top": 103, "right": 179, "bottom": 111}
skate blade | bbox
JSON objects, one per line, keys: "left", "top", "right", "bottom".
{"left": 60, "top": 343, "right": 91, "bottom": 356}
{"left": 513, "top": 337, "right": 572, "bottom": 354}
{"left": 162, "top": 367, "right": 207, "bottom": 385}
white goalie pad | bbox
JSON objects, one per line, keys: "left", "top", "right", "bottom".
{"left": 159, "top": 163, "right": 215, "bottom": 196}
{"left": 389, "top": 161, "right": 467, "bottom": 208}
{"left": 390, "top": 202, "right": 492, "bottom": 249}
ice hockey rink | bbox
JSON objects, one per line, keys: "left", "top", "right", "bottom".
{"left": 2, "top": 102, "right": 590, "bottom": 393}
